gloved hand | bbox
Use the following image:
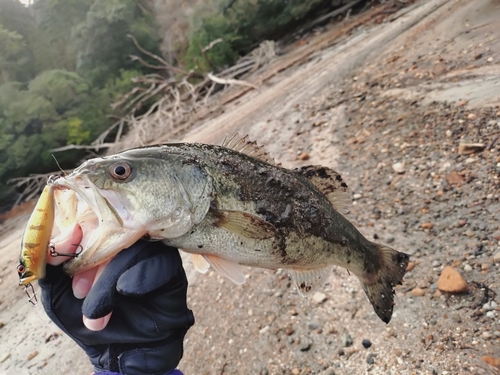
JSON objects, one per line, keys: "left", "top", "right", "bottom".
{"left": 39, "top": 240, "right": 194, "bottom": 375}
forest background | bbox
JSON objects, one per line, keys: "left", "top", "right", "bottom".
{"left": 0, "top": 0, "right": 351, "bottom": 212}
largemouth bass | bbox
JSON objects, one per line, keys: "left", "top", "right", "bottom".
{"left": 51, "top": 136, "right": 410, "bottom": 323}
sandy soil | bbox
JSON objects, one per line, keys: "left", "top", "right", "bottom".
{"left": 1, "top": 0, "right": 499, "bottom": 374}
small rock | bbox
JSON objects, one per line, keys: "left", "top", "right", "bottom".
{"left": 487, "top": 57, "right": 494, "bottom": 62}
{"left": 483, "top": 331, "right": 493, "bottom": 339}
{"left": 0, "top": 353, "right": 10, "bottom": 363}
{"left": 406, "top": 262, "right": 417, "bottom": 272}
{"left": 445, "top": 129, "right": 452, "bottom": 137}
{"left": 366, "top": 353, "right": 375, "bottom": 365}
{"left": 482, "top": 356, "right": 500, "bottom": 368}
{"left": 320, "top": 368, "right": 336, "bottom": 375}
{"left": 292, "top": 368, "right": 300, "bottom": 375}
{"left": 285, "top": 325, "right": 295, "bottom": 336}
{"left": 467, "top": 113, "right": 477, "bottom": 120}
{"left": 299, "top": 336, "right": 313, "bottom": 351}
{"left": 458, "top": 142, "right": 486, "bottom": 155}
{"left": 312, "top": 292, "right": 327, "bottom": 304}
{"left": 0, "top": 321, "right": 4, "bottom": 329}
{"left": 362, "top": 339, "right": 372, "bottom": 349}
{"left": 27, "top": 351, "right": 39, "bottom": 361}
{"left": 353, "top": 193, "right": 362, "bottom": 200}
{"left": 421, "top": 222, "right": 434, "bottom": 230}
{"left": 411, "top": 287, "right": 425, "bottom": 297}
{"left": 298, "top": 152, "right": 310, "bottom": 161}
{"left": 492, "top": 232, "right": 500, "bottom": 241}
{"left": 445, "top": 171, "right": 465, "bottom": 185}
{"left": 307, "top": 320, "right": 320, "bottom": 330}
{"left": 495, "top": 252, "right": 500, "bottom": 262}
{"left": 437, "top": 266, "right": 469, "bottom": 293}
{"left": 483, "top": 301, "right": 498, "bottom": 311}
{"left": 457, "top": 99, "right": 469, "bottom": 106}
{"left": 486, "top": 311, "right": 496, "bottom": 319}
{"left": 463, "top": 264, "right": 472, "bottom": 272}
{"left": 343, "top": 333, "right": 353, "bottom": 347}
{"left": 385, "top": 236, "right": 395, "bottom": 244}
{"left": 464, "top": 229, "right": 475, "bottom": 237}
{"left": 392, "top": 162, "right": 405, "bottom": 174}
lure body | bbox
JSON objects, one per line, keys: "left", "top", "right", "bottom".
{"left": 18, "top": 184, "right": 55, "bottom": 286}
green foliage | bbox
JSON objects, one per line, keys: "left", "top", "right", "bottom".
{"left": 185, "top": 0, "right": 332, "bottom": 72}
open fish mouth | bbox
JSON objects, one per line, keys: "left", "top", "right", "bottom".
{"left": 49, "top": 175, "right": 127, "bottom": 275}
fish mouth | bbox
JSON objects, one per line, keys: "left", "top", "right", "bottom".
{"left": 49, "top": 175, "right": 127, "bottom": 275}
{"left": 18, "top": 273, "right": 36, "bottom": 286}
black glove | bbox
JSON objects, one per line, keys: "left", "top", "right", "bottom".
{"left": 39, "top": 240, "right": 195, "bottom": 375}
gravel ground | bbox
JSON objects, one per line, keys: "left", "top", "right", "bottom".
{"left": 1, "top": 0, "right": 499, "bottom": 374}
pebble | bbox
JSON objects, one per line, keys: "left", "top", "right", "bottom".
{"left": 483, "top": 301, "right": 498, "bottom": 311}
{"left": 482, "top": 356, "right": 500, "bottom": 368}
{"left": 285, "top": 325, "right": 295, "bottom": 336}
{"left": 464, "top": 229, "right": 475, "bottom": 237}
{"left": 463, "top": 264, "right": 472, "bottom": 272}
{"left": 493, "top": 252, "right": 500, "bottom": 262}
{"left": 353, "top": 193, "right": 362, "bottom": 200}
{"left": 312, "top": 292, "right": 327, "bottom": 304}
{"left": 292, "top": 368, "right": 300, "bottom": 375}
{"left": 392, "top": 162, "right": 405, "bottom": 174}
{"left": 27, "top": 351, "right": 39, "bottom": 361}
{"left": 343, "top": 333, "right": 353, "bottom": 347}
{"left": 298, "top": 152, "right": 310, "bottom": 160}
{"left": 437, "top": 266, "right": 469, "bottom": 293}
{"left": 0, "top": 353, "right": 10, "bottom": 363}
{"left": 486, "top": 311, "right": 496, "bottom": 319}
{"left": 307, "top": 320, "right": 321, "bottom": 330}
{"left": 422, "top": 222, "right": 434, "bottom": 230}
{"left": 406, "top": 262, "right": 417, "bottom": 272}
{"left": 366, "top": 353, "right": 375, "bottom": 365}
{"left": 0, "top": 321, "right": 4, "bottom": 329}
{"left": 320, "top": 368, "right": 336, "bottom": 375}
{"left": 362, "top": 339, "right": 372, "bottom": 349}
{"left": 299, "top": 336, "right": 313, "bottom": 351}
{"left": 411, "top": 287, "right": 425, "bottom": 297}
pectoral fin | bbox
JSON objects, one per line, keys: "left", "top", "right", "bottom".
{"left": 191, "top": 253, "right": 210, "bottom": 274}
{"left": 289, "top": 267, "right": 332, "bottom": 295}
{"left": 203, "top": 254, "right": 245, "bottom": 285}
{"left": 213, "top": 210, "right": 275, "bottom": 239}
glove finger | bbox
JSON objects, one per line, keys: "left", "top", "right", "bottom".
{"left": 116, "top": 243, "right": 182, "bottom": 296}
{"left": 82, "top": 240, "right": 151, "bottom": 319}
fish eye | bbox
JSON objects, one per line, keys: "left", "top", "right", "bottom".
{"left": 109, "top": 162, "right": 132, "bottom": 180}
{"left": 17, "top": 264, "right": 25, "bottom": 275}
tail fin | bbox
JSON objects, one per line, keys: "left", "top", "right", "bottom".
{"left": 360, "top": 244, "right": 409, "bottom": 324}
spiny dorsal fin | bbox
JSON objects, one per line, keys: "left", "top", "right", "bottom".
{"left": 222, "top": 133, "right": 276, "bottom": 164}
{"left": 294, "top": 165, "right": 351, "bottom": 214}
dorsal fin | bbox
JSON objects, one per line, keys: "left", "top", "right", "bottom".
{"left": 294, "top": 165, "right": 351, "bottom": 214}
{"left": 222, "top": 133, "right": 276, "bottom": 164}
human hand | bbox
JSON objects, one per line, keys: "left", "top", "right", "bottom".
{"left": 40, "top": 235, "right": 194, "bottom": 375}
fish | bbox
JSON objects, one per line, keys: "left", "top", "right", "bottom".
{"left": 18, "top": 184, "right": 55, "bottom": 304}
{"left": 51, "top": 135, "right": 410, "bottom": 323}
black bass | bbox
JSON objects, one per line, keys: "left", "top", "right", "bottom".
{"left": 51, "top": 136, "right": 410, "bottom": 323}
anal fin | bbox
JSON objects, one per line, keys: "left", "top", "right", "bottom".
{"left": 203, "top": 254, "right": 246, "bottom": 285}
{"left": 289, "top": 267, "right": 332, "bottom": 295}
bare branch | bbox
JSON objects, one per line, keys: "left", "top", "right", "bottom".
{"left": 207, "top": 73, "right": 259, "bottom": 90}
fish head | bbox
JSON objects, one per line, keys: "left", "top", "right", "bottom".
{"left": 17, "top": 251, "right": 43, "bottom": 285}
{"left": 51, "top": 146, "right": 213, "bottom": 274}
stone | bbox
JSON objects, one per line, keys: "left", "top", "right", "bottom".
{"left": 482, "top": 356, "right": 500, "bottom": 368}
{"left": 366, "top": 353, "right": 375, "bottom": 365}
{"left": 299, "top": 336, "right": 313, "bottom": 351}
{"left": 458, "top": 142, "right": 485, "bottom": 155}
{"left": 312, "top": 292, "right": 327, "bottom": 304}
{"left": 362, "top": 339, "right": 372, "bottom": 349}
{"left": 421, "top": 222, "right": 434, "bottom": 230}
{"left": 343, "top": 333, "right": 353, "bottom": 347}
{"left": 307, "top": 320, "right": 320, "bottom": 330}
{"left": 392, "top": 162, "right": 405, "bottom": 174}
{"left": 437, "top": 266, "right": 469, "bottom": 293}
{"left": 0, "top": 353, "right": 10, "bottom": 363}
{"left": 411, "top": 287, "right": 425, "bottom": 297}
{"left": 406, "top": 262, "right": 417, "bottom": 272}
{"left": 483, "top": 301, "right": 498, "bottom": 311}
{"left": 298, "top": 152, "right": 310, "bottom": 161}
{"left": 27, "top": 351, "right": 39, "bottom": 361}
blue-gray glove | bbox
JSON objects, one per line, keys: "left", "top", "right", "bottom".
{"left": 39, "top": 240, "right": 194, "bottom": 375}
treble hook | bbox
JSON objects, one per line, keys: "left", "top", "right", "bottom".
{"left": 49, "top": 243, "right": 82, "bottom": 258}
{"left": 24, "top": 283, "right": 37, "bottom": 305}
